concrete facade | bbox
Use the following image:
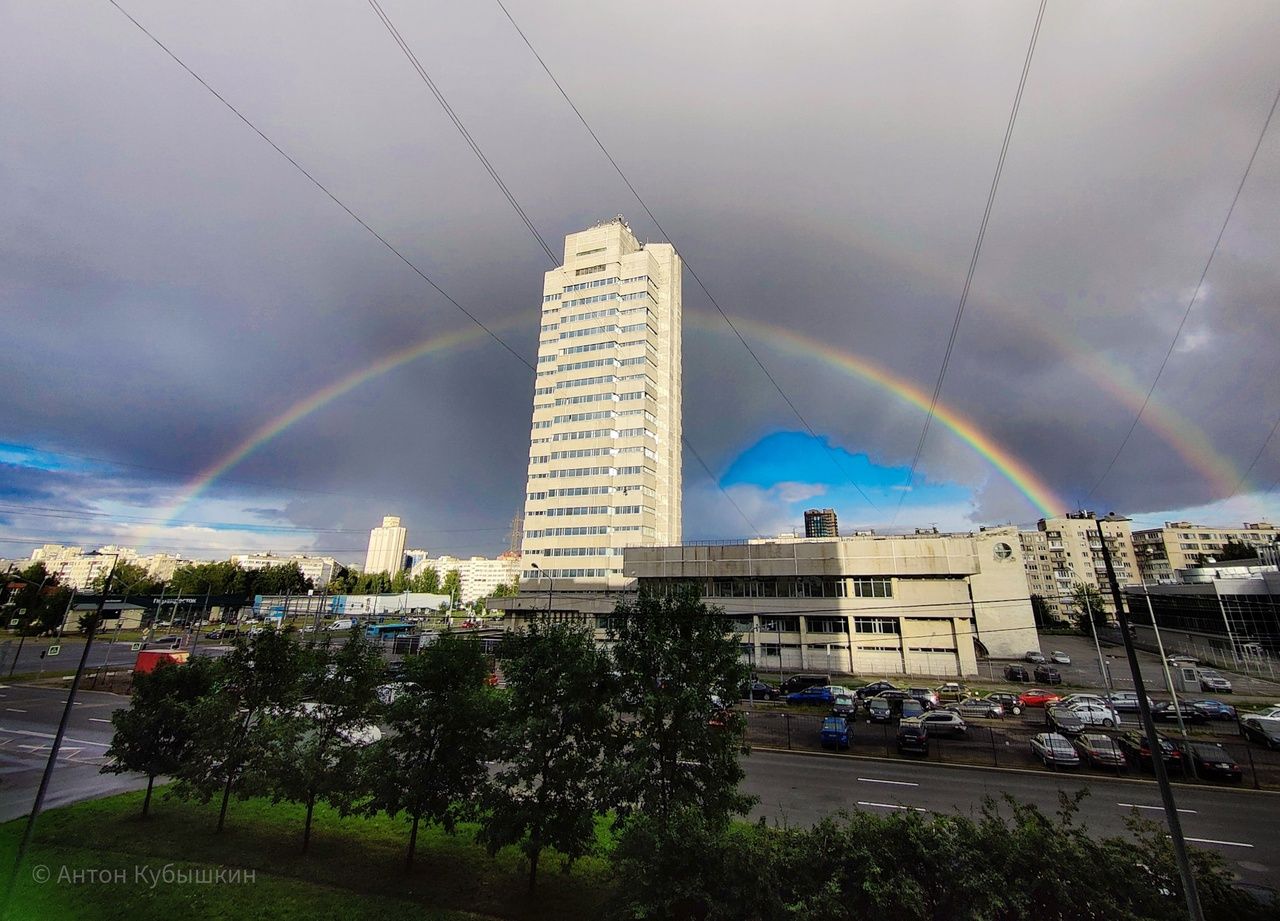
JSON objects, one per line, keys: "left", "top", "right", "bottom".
{"left": 520, "top": 218, "right": 682, "bottom": 589}
{"left": 1132, "top": 521, "right": 1279, "bottom": 584}
{"left": 364, "top": 516, "right": 407, "bottom": 576}
{"left": 1020, "top": 512, "right": 1139, "bottom": 620}
{"left": 804, "top": 508, "right": 839, "bottom": 538}
{"left": 411, "top": 552, "right": 521, "bottom": 604}
{"left": 232, "top": 553, "right": 338, "bottom": 588}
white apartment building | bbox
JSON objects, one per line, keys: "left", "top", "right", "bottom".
{"left": 364, "top": 516, "right": 408, "bottom": 576}
{"left": 520, "top": 218, "right": 682, "bottom": 589}
{"left": 410, "top": 552, "right": 521, "bottom": 604}
{"left": 231, "top": 553, "right": 338, "bottom": 588}
{"left": 28, "top": 543, "right": 191, "bottom": 589}
{"left": 1132, "top": 521, "right": 1278, "bottom": 583}
{"left": 1020, "top": 511, "right": 1139, "bottom": 619}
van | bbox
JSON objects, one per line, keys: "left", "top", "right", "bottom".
{"left": 780, "top": 674, "right": 831, "bottom": 694}
{"left": 327, "top": 618, "right": 356, "bottom": 631}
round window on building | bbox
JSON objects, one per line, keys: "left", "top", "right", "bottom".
{"left": 993, "top": 542, "right": 1013, "bottom": 561}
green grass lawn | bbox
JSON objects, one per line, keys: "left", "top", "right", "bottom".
{"left": 0, "top": 791, "right": 616, "bottom": 921}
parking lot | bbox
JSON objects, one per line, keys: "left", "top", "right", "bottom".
{"left": 742, "top": 704, "right": 1280, "bottom": 790}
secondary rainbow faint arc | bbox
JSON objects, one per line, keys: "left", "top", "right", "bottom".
{"left": 143, "top": 313, "right": 1068, "bottom": 541}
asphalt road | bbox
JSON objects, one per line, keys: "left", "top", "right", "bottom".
{"left": 0, "top": 635, "right": 233, "bottom": 679}
{"left": 0, "top": 684, "right": 141, "bottom": 823}
{"left": 743, "top": 749, "right": 1279, "bottom": 888}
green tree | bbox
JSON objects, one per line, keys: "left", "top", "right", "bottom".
{"left": 362, "top": 631, "right": 498, "bottom": 868}
{"left": 102, "top": 657, "right": 221, "bottom": 817}
{"left": 352, "top": 571, "right": 391, "bottom": 595}
{"left": 170, "top": 561, "right": 247, "bottom": 597}
{"left": 408, "top": 567, "right": 440, "bottom": 594}
{"left": 490, "top": 579, "right": 519, "bottom": 598}
{"left": 1029, "top": 593, "right": 1056, "bottom": 629}
{"left": 91, "top": 560, "right": 162, "bottom": 595}
{"left": 1068, "top": 582, "right": 1109, "bottom": 635}
{"left": 441, "top": 569, "right": 462, "bottom": 606}
{"left": 326, "top": 564, "right": 358, "bottom": 595}
{"left": 177, "top": 627, "right": 303, "bottom": 832}
{"left": 607, "top": 584, "right": 753, "bottom": 827}
{"left": 270, "top": 631, "right": 384, "bottom": 852}
{"left": 389, "top": 568, "right": 410, "bottom": 593}
{"left": 250, "top": 562, "right": 312, "bottom": 596}
{"left": 1216, "top": 540, "right": 1258, "bottom": 562}
{"left": 479, "top": 621, "right": 616, "bottom": 892}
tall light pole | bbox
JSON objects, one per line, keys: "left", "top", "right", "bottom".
{"left": 1078, "top": 588, "right": 1111, "bottom": 689}
{"left": 530, "top": 563, "right": 553, "bottom": 616}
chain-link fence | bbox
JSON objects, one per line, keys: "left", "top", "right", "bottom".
{"left": 741, "top": 707, "right": 1280, "bottom": 790}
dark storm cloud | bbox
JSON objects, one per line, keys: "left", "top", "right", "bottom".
{"left": 2, "top": 0, "right": 1278, "bottom": 560}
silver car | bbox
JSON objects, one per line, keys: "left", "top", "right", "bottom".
{"left": 1198, "top": 671, "right": 1233, "bottom": 693}
{"left": 1031, "top": 732, "right": 1080, "bottom": 768}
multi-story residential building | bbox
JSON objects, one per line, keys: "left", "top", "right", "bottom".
{"left": 519, "top": 218, "right": 682, "bottom": 589}
{"left": 26, "top": 543, "right": 191, "bottom": 589}
{"left": 410, "top": 552, "right": 521, "bottom": 604}
{"left": 804, "top": 508, "right": 839, "bottom": 538}
{"left": 1132, "top": 521, "right": 1279, "bottom": 584}
{"left": 500, "top": 527, "right": 1037, "bottom": 677}
{"left": 231, "top": 553, "right": 338, "bottom": 588}
{"left": 1019, "top": 511, "right": 1139, "bottom": 620}
{"left": 364, "top": 516, "right": 408, "bottom": 576}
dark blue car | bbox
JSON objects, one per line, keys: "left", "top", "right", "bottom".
{"left": 788, "top": 685, "right": 835, "bottom": 705}
{"left": 820, "top": 715, "right": 850, "bottom": 749}
{"left": 1190, "top": 699, "right": 1236, "bottom": 721}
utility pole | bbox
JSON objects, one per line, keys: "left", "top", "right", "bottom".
{"left": 1096, "top": 518, "right": 1204, "bottom": 921}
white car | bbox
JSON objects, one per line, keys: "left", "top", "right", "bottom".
{"left": 1067, "top": 703, "right": 1120, "bottom": 728}
{"left": 327, "top": 618, "right": 357, "bottom": 631}
{"left": 1050, "top": 651, "right": 1071, "bottom": 665}
{"left": 1060, "top": 693, "right": 1112, "bottom": 710}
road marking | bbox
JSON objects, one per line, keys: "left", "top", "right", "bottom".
{"left": 1119, "top": 802, "right": 1196, "bottom": 814}
{"left": 0, "top": 727, "right": 110, "bottom": 747}
{"left": 4, "top": 709, "right": 26, "bottom": 714}
{"left": 858, "top": 777, "right": 919, "bottom": 787}
{"left": 88, "top": 718, "right": 112, "bottom": 723}
{"left": 857, "top": 801, "right": 927, "bottom": 813}
{"left": 1178, "top": 836, "right": 1253, "bottom": 849}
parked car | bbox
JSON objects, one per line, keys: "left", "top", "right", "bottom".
{"left": 740, "top": 680, "right": 781, "bottom": 701}
{"left": 787, "top": 685, "right": 836, "bottom": 705}
{"left": 948, "top": 697, "right": 1004, "bottom": 719}
{"left": 986, "top": 692, "right": 1024, "bottom": 716}
{"left": 1074, "top": 733, "right": 1127, "bottom": 769}
{"left": 1151, "top": 701, "right": 1208, "bottom": 725}
{"left": 1033, "top": 665, "right": 1063, "bottom": 685}
{"left": 780, "top": 674, "right": 831, "bottom": 695}
{"left": 1189, "top": 699, "right": 1236, "bottom": 721}
{"left": 920, "top": 710, "right": 967, "bottom": 738}
{"left": 1105, "top": 691, "right": 1153, "bottom": 713}
{"left": 1060, "top": 693, "right": 1112, "bottom": 710}
{"left": 327, "top": 618, "right": 357, "bottom": 631}
{"left": 866, "top": 697, "right": 894, "bottom": 723}
{"left": 1004, "top": 665, "right": 1031, "bottom": 682}
{"left": 1047, "top": 706, "right": 1086, "bottom": 735}
{"left": 1167, "top": 654, "right": 1198, "bottom": 667}
{"left": 1238, "top": 706, "right": 1280, "bottom": 749}
{"left": 831, "top": 692, "right": 857, "bottom": 718}
{"left": 1050, "top": 650, "right": 1072, "bottom": 665}
{"left": 896, "top": 718, "right": 929, "bottom": 756}
{"left": 1118, "top": 730, "right": 1182, "bottom": 770}
{"left": 1018, "top": 688, "right": 1062, "bottom": 709}
{"left": 856, "top": 680, "right": 898, "bottom": 700}
{"left": 1068, "top": 703, "right": 1121, "bottom": 728}
{"left": 907, "top": 687, "right": 939, "bottom": 710}
{"left": 1197, "top": 670, "right": 1233, "bottom": 693}
{"left": 899, "top": 699, "right": 926, "bottom": 722}
{"left": 934, "top": 682, "right": 968, "bottom": 702}
{"left": 1176, "top": 740, "right": 1242, "bottom": 782}
{"left": 820, "top": 715, "right": 851, "bottom": 750}
{"left": 203, "top": 628, "right": 235, "bottom": 640}
{"left": 1030, "top": 732, "right": 1080, "bottom": 768}
{"left": 1024, "top": 651, "right": 1047, "bottom": 664}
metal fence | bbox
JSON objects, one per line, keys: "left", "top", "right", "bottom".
{"left": 742, "top": 708, "right": 1280, "bottom": 790}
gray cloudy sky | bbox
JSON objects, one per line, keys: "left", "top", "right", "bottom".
{"left": 2, "top": 0, "right": 1278, "bottom": 564}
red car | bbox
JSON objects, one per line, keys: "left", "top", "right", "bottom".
{"left": 1018, "top": 688, "right": 1062, "bottom": 708}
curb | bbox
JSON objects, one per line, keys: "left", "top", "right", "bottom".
{"left": 747, "top": 744, "right": 1280, "bottom": 796}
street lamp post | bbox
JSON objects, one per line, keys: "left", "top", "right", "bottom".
{"left": 1144, "top": 588, "right": 1187, "bottom": 738}
{"left": 1079, "top": 589, "right": 1111, "bottom": 689}
{"left": 3, "top": 572, "right": 49, "bottom": 679}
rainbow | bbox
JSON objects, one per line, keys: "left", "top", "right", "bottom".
{"left": 138, "top": 312, "right": 1074, "bottom": 546}
{"left": 683, "top": 313, "right": 1065, "bottom": 516}
{"left": 807, "top": 218, "right": 1244, "bottom": 497}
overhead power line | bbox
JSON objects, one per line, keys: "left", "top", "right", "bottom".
{"left": 1218, "top": 413, "right": 1280, "bottom": 507}
{"left": 1084, "top": 80, "right": 1280, "bottom": 503}
{"left": 893, "top": 0, "right": 1047, "bottom": 523}
{"left": 366, "top": 0, "right": 557, "bottom": 264}
{"left": 100, "top": 1, "right": 762, "bottom": 541}
{"left": 106, "top": 0, "right": 533, "bottom": 372}
{"left": 492, "top": 0, "right": 878, "bottom": 514}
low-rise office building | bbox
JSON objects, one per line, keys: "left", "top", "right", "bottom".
{"left": 1124, "top": 570, "right": 1280, "bottom": 665}
{"left": 498, "top": 527, "right": 1037, "bottom": 678}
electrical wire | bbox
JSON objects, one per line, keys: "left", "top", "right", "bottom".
{"left": 366, "top": 0, "right": 557, "bottom": 264}
{"left": 492, "top": 0, "right": 878, "bottom": 513}
{"left": 1217, "top": 413, "right": 1280, "bottom": 506}
{"left": 893, "top": 0, "right": 1047, "bottom": 523}
{"left": 1084, "top": 80, "right": 1280, "bottom": 503}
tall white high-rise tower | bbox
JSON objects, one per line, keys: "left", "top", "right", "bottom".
{"left": 520, "top": 218, "right": 682, "bottom": 588}
{"left": 364, "top": 515, "right": 407, "bottom": 576}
